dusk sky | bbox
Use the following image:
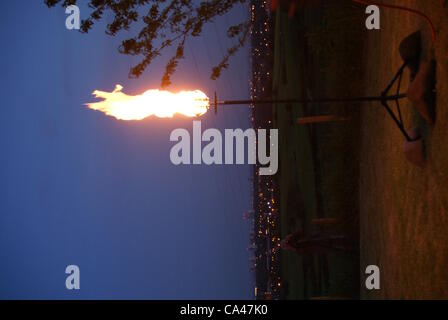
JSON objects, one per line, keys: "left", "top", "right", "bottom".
{"left": 0, "top": 1, "right": 252, "bottom": 299}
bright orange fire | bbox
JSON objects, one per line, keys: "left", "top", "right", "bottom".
{"left": 86, "top": 84, "right": 209, "bottom": 120}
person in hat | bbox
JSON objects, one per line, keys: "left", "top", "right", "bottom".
{"left": 281, "top": 231, "right": 358, "bottom": 254}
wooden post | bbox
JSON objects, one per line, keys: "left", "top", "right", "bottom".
{"left": 312, "top": 218, "right": 339, "bottom": 226}
{"left": 297, "top": 115, "right": 349, "bottom": 125}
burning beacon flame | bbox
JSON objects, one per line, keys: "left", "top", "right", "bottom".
{"left": 86, "top": 84, "right": 209, "bottom": 120}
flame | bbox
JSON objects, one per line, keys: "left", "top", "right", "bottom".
{"left": 86, "top": 84, "right": 209, "bottom": 120}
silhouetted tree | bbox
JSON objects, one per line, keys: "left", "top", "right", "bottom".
{"left": 45, "top": 0, "right": 250, "bottom": 87}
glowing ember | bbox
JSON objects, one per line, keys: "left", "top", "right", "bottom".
{"left": 86, "top": 84, "right": 209, "bottom": 120}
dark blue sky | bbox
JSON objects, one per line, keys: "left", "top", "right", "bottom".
{"left": 0, "top": 1, "right": 252, "bottom": 299}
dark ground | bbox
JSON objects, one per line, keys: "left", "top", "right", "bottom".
{"left": 359, "top": 0, "right": 448, "bottom": 299}
{"left": 273, "top": 1, "right": 363, "bottom": 299}
{"left": 273, "top": 0, "right": 448, "bottom": 299}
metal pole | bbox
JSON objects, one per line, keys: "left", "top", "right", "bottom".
{"left": 211, "top": 62, "right": 416, "bottom": 141}
{"left": 210, "top": 92, "right": 414, "bottom": 142}
{"left": 214, "top": 93, "right": 407, "bottom": 106}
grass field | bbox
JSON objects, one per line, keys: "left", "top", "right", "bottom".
{"left": 273, "top": 2, "right": 364, "bottom": 299}
{"left": 274, "top": 0, "right": 448, "bottom": 299}
{"left": 358, "top": 0, "right": 448, "bottom": 299}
